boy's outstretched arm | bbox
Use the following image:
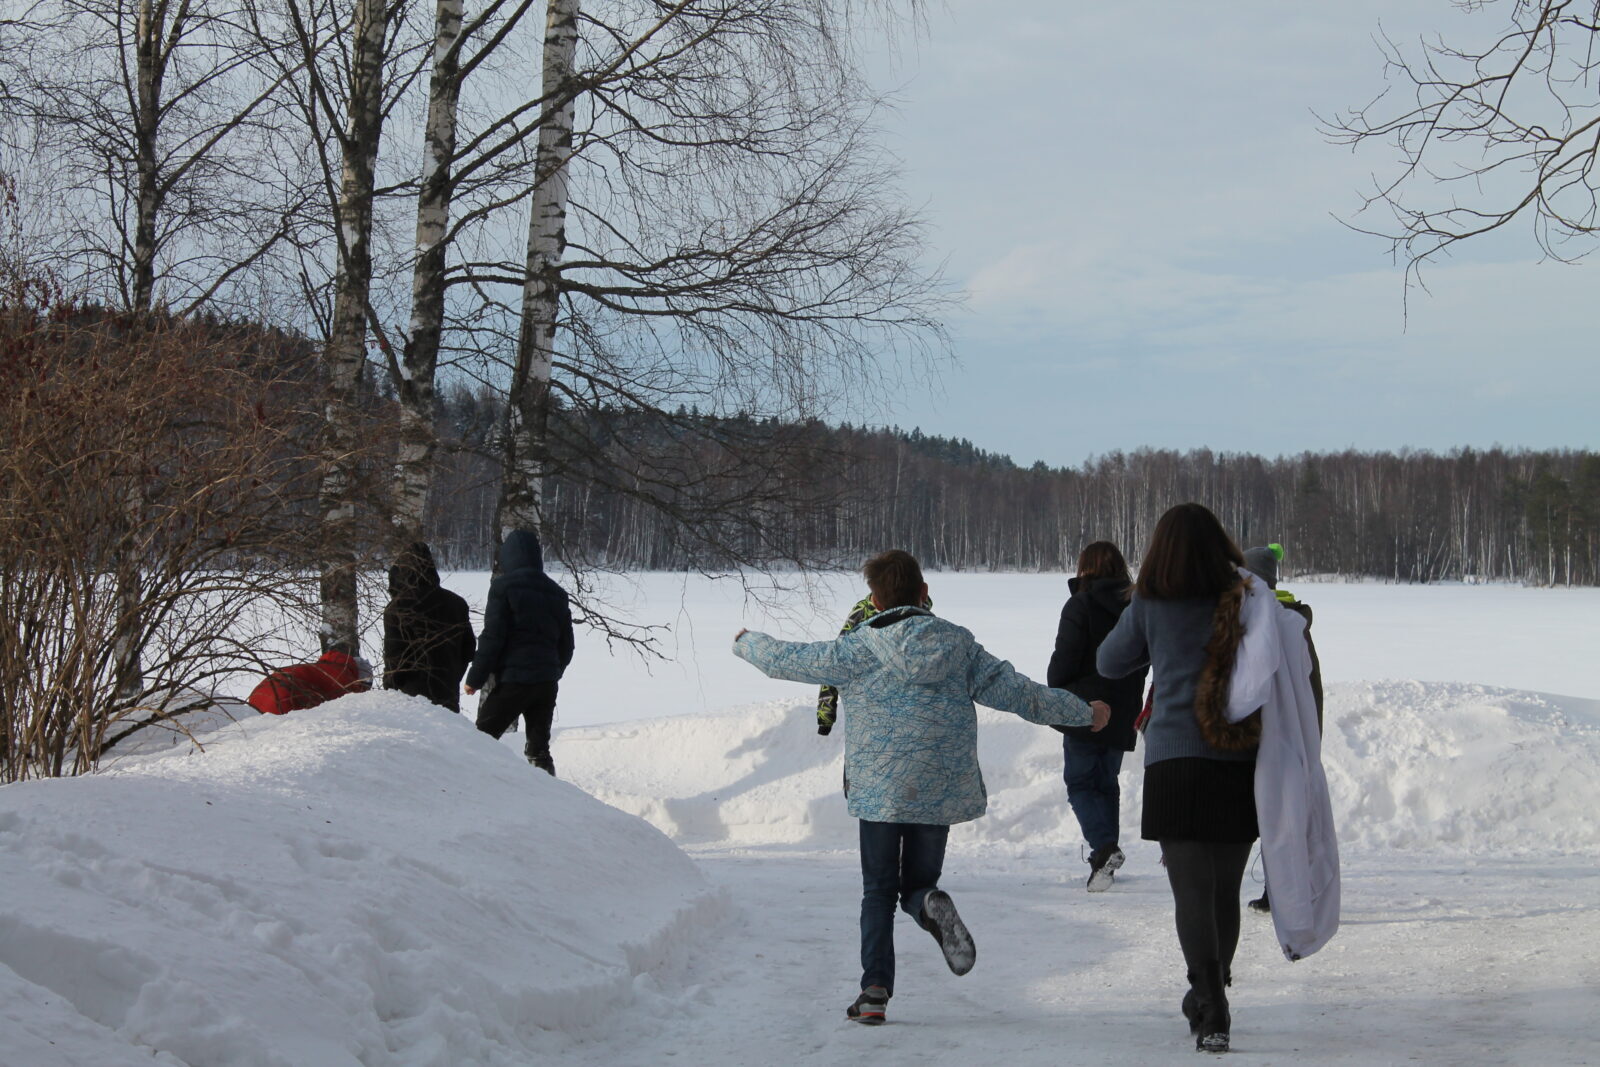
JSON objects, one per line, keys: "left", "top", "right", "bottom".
{"left": 733, "top": 630, "right": 861, "bottom": 688}
{"left": 970, "top": 648, "right": 1109, "bottom": 730}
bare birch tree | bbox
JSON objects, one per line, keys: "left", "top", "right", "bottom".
{"left": 393, "top": 0, "right": 546, "bottom": 536}
{"left": 0, "top": 0, "right": 307, "bottom": 313}
{"left": 267, "top": 0, "right": 426, "bottom": 646}
{"left": 483, "top": 1, "right": 946, "bottom": 561}
{"left": 0, "top": 265, "right": 381, "bottom": 781}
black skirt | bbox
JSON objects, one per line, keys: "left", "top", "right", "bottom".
{"left": 1141, "top": 756, "right": 1259, "bottom": 843}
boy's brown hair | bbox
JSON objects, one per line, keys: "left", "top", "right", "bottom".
{"left": 863, "top": 549, "right": 925, "bottom": 609}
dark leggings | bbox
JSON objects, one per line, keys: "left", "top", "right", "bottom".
{"left": 1161, "top": 839, "right": 1253, "bottom": 982}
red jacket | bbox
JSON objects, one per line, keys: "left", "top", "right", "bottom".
{"left": 248, "top": 650, "right": 372, "bottom": 715}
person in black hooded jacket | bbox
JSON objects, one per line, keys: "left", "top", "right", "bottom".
{"left": 383, "top": 542, "right": 477, "bottom": 713}
{"left": 464, "top": 529, "right": 574, "bottom": 775}
{"left": 1047, "top": 540, "right": 1148, "bottom": 892}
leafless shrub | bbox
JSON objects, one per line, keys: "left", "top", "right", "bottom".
{"left": 0, "top": 267, "right": 395, "bottom": 781}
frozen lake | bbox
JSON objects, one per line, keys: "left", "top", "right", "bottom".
{"left": 432, "top": 571, "right": 1600, "bottom": 728}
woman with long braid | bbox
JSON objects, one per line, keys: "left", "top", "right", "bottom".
{"left": 1097, "top": 503, "right": 1262, "bottom": 1054}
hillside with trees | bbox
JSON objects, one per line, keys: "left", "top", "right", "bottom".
{"left": 421, "top": 386, "right": 1600, "bottom": 586}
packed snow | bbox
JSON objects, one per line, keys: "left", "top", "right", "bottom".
{"left": 3, "top": 574, "right": 1599, "bottom": 1065}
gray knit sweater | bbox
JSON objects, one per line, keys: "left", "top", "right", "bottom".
{"left": 1096, "top": 593, "right": 1256, "bottom": 766}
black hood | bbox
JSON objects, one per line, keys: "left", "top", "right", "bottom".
{"left": 498, "top": 529, "right": 545, "bottom": 574}
{"left": 1070, "top": 575, "right": 1131, "bottom": 616}
{"left": 388, "top": 541, "right": 441, "bottom": 597}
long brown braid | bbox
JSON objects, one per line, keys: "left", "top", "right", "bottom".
{"left": 1192, "top": 574, "right": 1262, "bottom": 752}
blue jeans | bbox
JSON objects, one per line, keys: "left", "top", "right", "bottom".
{"left": 1062, "top": 735, "right": 1124, "bottom": 851}
{"left": 858, "top": 820, "right": 949, "bottom": 995}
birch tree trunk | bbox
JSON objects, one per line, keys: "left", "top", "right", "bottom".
{"left": 131, "top": 0, "right": 171, "bottom": 314}
{"left": 319, "top": 0, "right": 392, "bottom": 648}
{"left": 114, "top": 0, "right": 176, "bottom": 697}
{"left": 394, "top": 0, "right": 466, "bottom": 539}
{"left": 495, "top": 0, "right": 577, "bottom": 542}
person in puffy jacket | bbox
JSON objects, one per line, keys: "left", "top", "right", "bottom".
{"left": 248, "top": 641, "right": 373, "bottom": 715}
{"left": 383, "top": 541, "right": 476, "bottom": 713}
{"left": 734, "top": 549, "right": 1109, "bottom": 1027}
{"left": 1047, "top": 540, "right": 1148, "bottom": 892}
{"left": 464, "top": 529, "right": 574, "bottom": 775}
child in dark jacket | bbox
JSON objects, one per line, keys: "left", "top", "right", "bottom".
{"left": 1047, "top": 541, "right": 1148, "bottom": 891}
{"left": 384, "top": 541, "right": 477, "bottom": 713}
{"left": 464, "top": 529, "right": 574, "bottom": 775}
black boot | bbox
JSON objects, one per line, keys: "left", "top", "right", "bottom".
{"left": 1181, "top": 986, "right": 1202, "bottom": 1034}
{"left": 1193, "top": 961, "right": 1231, "bottom": 1053}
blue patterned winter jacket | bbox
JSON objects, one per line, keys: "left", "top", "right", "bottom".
{"left": 734, "top": 606, "right": 1097, "bottom": 825}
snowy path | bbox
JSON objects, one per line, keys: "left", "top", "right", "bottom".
{"left": 7, "top": 580, "right": 1600, "bottom": 1064}
{"left": 564, "top": 845, "right": 1600, "bottom": 1066}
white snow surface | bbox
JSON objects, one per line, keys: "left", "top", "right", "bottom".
{"left": 4, "top": 575, "right": 1600, "bottom": 1065}
{"left": 0, "top": 694, "right": 723, "bottom": 1066}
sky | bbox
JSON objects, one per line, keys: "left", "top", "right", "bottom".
{"left": 859, "top": 1, "right": 1599, "bottom": 468}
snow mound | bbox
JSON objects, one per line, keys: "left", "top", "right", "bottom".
{"left": 0, "top": 692, "right": 726, "bottom": 1067}
{"left": 559, "top": 681, "right": 1600, "bottom": 856}
{"left": 1323, "top": 680, "right": 1600, "bottom": 854}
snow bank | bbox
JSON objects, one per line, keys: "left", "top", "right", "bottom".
{"left": 0, "top": 692, "right": 726, "bottom": 1067}
{"left": 558, "top": 681, "right": 1600, "bottom": 856}
{"left": 1323, "top": 680, "right": 1600, "bottom": 853}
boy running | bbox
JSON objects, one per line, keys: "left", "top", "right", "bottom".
{"left": 734, "top": 550, "right": 1109, "bottom": 1024}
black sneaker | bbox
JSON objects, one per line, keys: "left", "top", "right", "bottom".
{"left": 1248, "top": 892, "right": 1270, "bottom": 914}
{"left": 920, "top": 890, "right": 976, "bottom": 976}
{"left": 846, "top": 985, "right": 888, "bottom": 1025}
{"left": 1086, "top": 845, "right": 1125, "bottom": 893}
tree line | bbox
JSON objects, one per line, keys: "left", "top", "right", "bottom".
{"left": 418, "top": 388, "right": 1600, "bottom": 586}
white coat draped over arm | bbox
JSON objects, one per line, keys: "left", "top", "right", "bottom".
{"left": 1230, "top": 569, "right": 1341, "bottom": 961}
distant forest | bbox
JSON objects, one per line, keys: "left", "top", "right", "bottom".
{"left": 419, "top": 386, "right": 1600, "bottom": 585}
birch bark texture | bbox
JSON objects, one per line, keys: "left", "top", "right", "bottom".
{"left": 394, "top": 0, "right": 469, "bottom": 539}
{"left": 318, "top": 0, "right": 395, "bottom": 648}
{"left": 497, "top": 0, "right": 578, "bottom": 542}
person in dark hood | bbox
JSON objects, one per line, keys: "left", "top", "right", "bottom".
{"left": 383, "top": 541, "right": 476, "bottom": 713}
{"left": 463, "top": 529, "right": 574, "bottom": 775}
{"left": 1047, "top": 540, "right": 1148, "bottom": 892}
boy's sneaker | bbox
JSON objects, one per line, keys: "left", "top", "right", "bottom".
{"left": 846, "top": 985, "right": 889, "bottom": 1025}
{"left": 1086, "top": 844, "right": 1125, "bottom": 892}
{"left": 920, "top": 890, "right": 976, "bottom": 976}
{"left": 1248, "top": 891, "right": 1271, "bottom": 914}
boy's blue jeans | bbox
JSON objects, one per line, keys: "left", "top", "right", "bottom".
{"left": 858, "top": 820, "right": 949, "bottom": 995}
{"left": 1062, "top": 735, "right": 1124, "bottom": 851}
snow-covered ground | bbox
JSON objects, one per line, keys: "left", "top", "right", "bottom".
{"left": 3, "top": 574, "right": 1599, "bottom": 1065}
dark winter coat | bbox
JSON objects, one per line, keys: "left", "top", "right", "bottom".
{"left": 1047, "top": 576, "right": 1147, "bottom": 752}
{"left": 1280, "top": 595, "right": 1324, "bottom": 732}
{"left": 383, "top": 542, "right": 477, "bottom": 712}
{"left": 248, "top": 649, "right": 372, "bottom": 715}
{"left": 464, "top": 530, "right": 574, "bottom": 690}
